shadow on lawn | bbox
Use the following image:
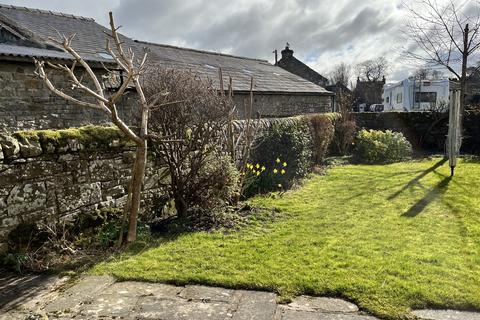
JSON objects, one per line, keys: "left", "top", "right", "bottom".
{"left": 402, "top": 175, "right": 451, "bottom": 217}
{"left": 389, "top": 158, "right": 452, "bottom": 217}
{"left": 388, "top": 158, "right": 447, "bottom": 201}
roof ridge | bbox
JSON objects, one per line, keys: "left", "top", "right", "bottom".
{"left": 134, "top": 40, "right": 269, "bottom": 63}
{"left": 0, "top": 4, "right": 95, "bottom": 21}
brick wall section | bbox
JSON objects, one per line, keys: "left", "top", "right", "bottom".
{"left": 233, "top": 93, "right": 332, "bottom": 118}
{"left": 0, "top": 133, "right": 167, "bottom": 252}
{"left": 0, "top": 60, "right": 137, "bottom": 132}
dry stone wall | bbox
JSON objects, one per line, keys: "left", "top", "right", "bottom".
{"left": 0, "top": 126, "right": 166, "bottom": 252}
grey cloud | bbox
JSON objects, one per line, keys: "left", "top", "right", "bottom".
{"left": 4, "top": 0, "right": 410, "bottom": 80}
{"left": 114, "top": 0, "right": 403, "bottom": 62}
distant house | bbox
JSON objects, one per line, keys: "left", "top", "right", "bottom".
{"left": 0, "top": 5, "right": 333, "bottom": 132}
{"left": 325, "top": 83, "right": 353, "bottom": 112}
{"left": 276, "top": 45, "right": 329, "bottom": 88}
{"left": 354, "top": 77, "right": 385, "bottom": 111}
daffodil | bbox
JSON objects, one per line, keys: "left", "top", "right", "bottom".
{"left": 255, "top": 163, "right": 260, "bottom": 169}
{"left": 261, "top": 166, "right": 266, "bottom": 171}
{"left": 277, "top": 184, "right": 282, "bottom": 188}
{"left": 276, "top": 158, "right": 281, "bottom": 163}
{"left": 283, "top": 162, "right": 287, "bottom": 167}
{"left": 281, "top": 169, "right": 286, "bottom": 174}
{"left": 256, "top": 171, "right": 260, "bottom": 176}
{"left": 273, "top": 169, "right": 278, "bottom": 174}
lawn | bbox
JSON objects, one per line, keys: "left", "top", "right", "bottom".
{"left": 92, "top": 157, "right": 480, "bottom": 319}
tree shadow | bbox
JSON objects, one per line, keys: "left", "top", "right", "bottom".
{"left": 402, "top": 175, "right": 452, "bottom": 217}
{"left": 387, "top": 158, "right": 448, "bottom": 201}
{"left": 0, "top": 269, "right": 60, "bottom": 311}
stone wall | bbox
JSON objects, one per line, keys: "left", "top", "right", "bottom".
{"left": 0, "top": 60, "right": 137, "bottom": 132}
{"left": 0, "top": 60, "right": 333, "bottom": 132}
{"left": 353, "top": 111, "right": 480, "bottom": 154}
{"left": 233, "top": 93, "right": 332, "bottom": 118}
{"left": 0, "top": 126, "right": 166, "bottom": 252}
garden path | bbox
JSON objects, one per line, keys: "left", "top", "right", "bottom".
{"left": 1, "top": 272, "right": 478, "bottom": 320}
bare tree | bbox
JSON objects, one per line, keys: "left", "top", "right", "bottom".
{"left": 356, "top": 57, "right": 388, "bottom": 82}
{"left": 145, "top": 67, "right": 238, "bottom": 218}
{"left": 413, "top": 67, "right": 445, "bottom": 80}
{"left": 404, "top": 0, "right": 480, "bottom": 113}
{"left": 34, "top": 12, "right": 157, "bottom": 243}
{"left": 330, "top": 62, "right": 351, "bottom": 87}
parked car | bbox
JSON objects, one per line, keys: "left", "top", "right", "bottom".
{"left": 370, "top": 104, "right": 384, "bottom": 112}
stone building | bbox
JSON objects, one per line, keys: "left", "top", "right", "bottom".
{"left": 276, "top": 44, "right": 329, "bottom": 88}
{"left": 353, "top": 77, "right": 386, "bottom": 110}
{"left": 0, "top": 5, "right": 333, "bottom": 132}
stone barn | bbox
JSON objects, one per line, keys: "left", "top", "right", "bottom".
{"left": 0, "top": 4, "right": 333, "bottom": 132}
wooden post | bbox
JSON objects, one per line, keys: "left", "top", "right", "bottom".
{"left": 447, "top": 90, "right": 461, "bottom": 176}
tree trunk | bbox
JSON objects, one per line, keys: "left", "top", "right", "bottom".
{"left": 174, "top": 195, "right": 188, "bottom": 219}
{"left": 126, "top": 139, "right": 147, "bottom": 243}
{"left": 461, "top": 23, "right": 469, "bottom": 116}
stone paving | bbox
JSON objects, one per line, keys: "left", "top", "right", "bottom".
{"left": 1, "top": 272, "right": 479, "bottom": 320}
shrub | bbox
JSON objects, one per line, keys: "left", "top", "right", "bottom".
{"left": 245, "top": 119, "right": 313, "bottom": 195}
{"left": 331, "top": 115, "right": 356, "bottom": 155}
{"left": 354, "top": 129, "right": 413, "bottom": 164}
{"left": 146, "top": 67, "right": 240, "bottom": 218}
{"left": 187, "top": 152, "right": 240, "bottom": 212}
{"left": 306, "top": 114, "right": 335, "bottom": 164}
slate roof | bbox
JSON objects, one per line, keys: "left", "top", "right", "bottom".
{"left": 0, "top": 4, "right": 134, "bottom": 63}
{"left": 0, "top": 4, "right": 332, "bottom": 95}
{"left": 139, "top": 41, "right": 332, "bottom": 94}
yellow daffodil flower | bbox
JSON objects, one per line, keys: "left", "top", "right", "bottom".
{"left": 281, "top": 169, "right": 286, "bottom": 174}
{"left": 276, "top": 158, "right": 281, "bottom": 163}
{"left": 283, "top": 162, "right": 287, "bottom": 167}
{"left": 273, "top": 169, "right": 278, "bottom": 174}
{"left": 261, "top": 166, "right": 266, "bottom": 171}
{"left": 256, "top": 171, "right": 260, "bottom": 176}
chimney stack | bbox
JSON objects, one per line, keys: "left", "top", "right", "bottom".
{"left": 281, "top": 42, "right": 294, "bottom": 59}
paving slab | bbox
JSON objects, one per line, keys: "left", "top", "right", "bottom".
{"left": 43, "top": 275, "right": 115, "bottom": 314}
{"left": 0, "top": 271, "right": 68, "bottom": 312}
{"left": 277, "top": 308, "right": 379, "bottom": 320}
{"left": 179, "top": 285, "right": 236, "bottom": 303}
{"left": 232, "top": 290, "right": 278, "bottom": 320}
{"left": 413, "top": 309, "right": 480, "bottom": 320}
{"left": 105, "top": 280, "right": 182, "bottom": 299}
{"left": 287, "top": 296, "right": 359, "bottom": 313}
{"left": 134, "top": 295, "right": 234, "bottom": 320}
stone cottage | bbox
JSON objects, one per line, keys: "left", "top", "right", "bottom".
{"left": 0, "top": 5, "right": 333, "bottom": 132}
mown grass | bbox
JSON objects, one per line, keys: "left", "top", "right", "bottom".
{"left": 91, "top": 157, "right": 480, "bottom": 319}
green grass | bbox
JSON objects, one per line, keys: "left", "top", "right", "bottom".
{"left": 92, "top": 157, "right": 480, "bottom": 319}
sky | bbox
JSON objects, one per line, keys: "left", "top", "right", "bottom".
{"left": 0, "top": 0, "right": 450, "bottom": 83}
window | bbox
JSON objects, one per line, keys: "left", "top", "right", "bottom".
{"left": 396, "top": 93, "right": 402, "bottom": 103}
{"left": 386, "top": 96, "right": 390, "bottom": 103}
{"left": 415, "top": 92, "right": 437, "bottom": 103}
